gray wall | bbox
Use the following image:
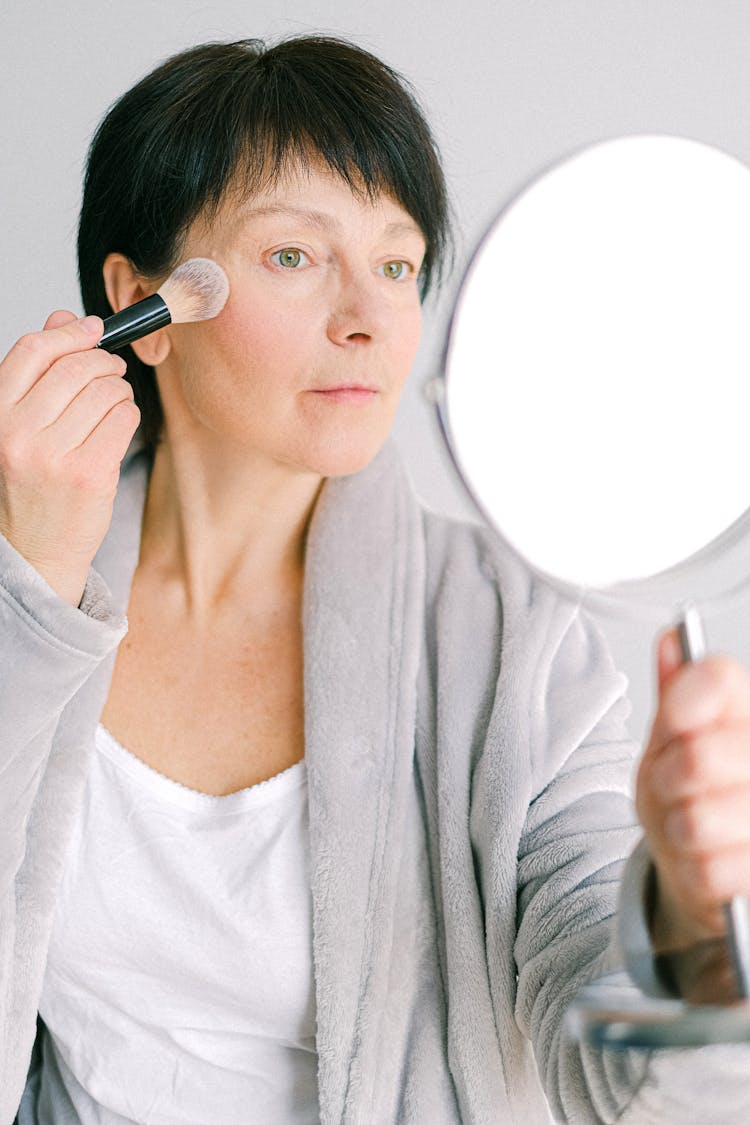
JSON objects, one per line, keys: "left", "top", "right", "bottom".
{"left": 4, "top": 1, "right": 750, "bottom": 752}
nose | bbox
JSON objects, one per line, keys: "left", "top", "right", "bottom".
{"left": 326, "top": 267, "right": 387, "bottom": 347}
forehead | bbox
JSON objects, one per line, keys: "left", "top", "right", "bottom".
{"left": 193, "top": 159, "right": 425, "bottom": 249}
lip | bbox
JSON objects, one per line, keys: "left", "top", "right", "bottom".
{"left": 310, "top": 385, "right": 380, "bottom": 402}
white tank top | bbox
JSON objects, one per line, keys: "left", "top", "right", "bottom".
{"left": 38, "top": 724, "right": 319, "bottom": 1124}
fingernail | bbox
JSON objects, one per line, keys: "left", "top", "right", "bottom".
{"left": 661, "top": 629, "right": 683, "bottom": 668}
{"left": 79, "top": 315, "right": 103, "bottom": 336}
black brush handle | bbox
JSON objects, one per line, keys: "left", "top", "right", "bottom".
{"left": 96, "top": 294, "right": 171, "bottom": 351}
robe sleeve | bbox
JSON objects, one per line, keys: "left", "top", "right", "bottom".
{"left": 512, "top": 601, "right": 750, "bottom": 1123}
{"left": 0, "top": 531, "right": 125, "bottom": 903}
{"left": 0, "top": 528, "right": 126, "bottom": 1123}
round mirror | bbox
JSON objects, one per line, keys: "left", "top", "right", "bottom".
{"left": 439, "top": 134, "right": 750, "bottom": 613}
{"left": 435, "top": 134, "right": 750, "bottom": 1046}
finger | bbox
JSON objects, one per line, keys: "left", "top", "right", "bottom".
{"left": 649, "top": 656, "right": 750, "bottom": 749}
{"left": 43, "top": 309, "right": 79, "bottom": 331}
{"left": 47, "top": 374, "right": 135, "bottom": 452}
{"left": 669, "top": 842, "right": 750, "bottom": 914}
{"left": 71, "top": 398, "right": 141, "bottom": 483}
{"left": 15, "top": 349, "right": 128, "bottom": 430}
{"left": 0, "top": 316, "right": 104, "bottom": 403}
{"left": 644, "top": 726, "right": 750, "bottom": 803}
{"left": 657, "top": 628, "right": 684, "bottom": 693}
{"left": 661, "top": 787, "right": 750, "bottom": 855}
{"left": 644, "top": 629, "right": 688, "bottom": 756}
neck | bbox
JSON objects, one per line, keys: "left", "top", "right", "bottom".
{"left": 139, "top": 431, "right": 324, "bottom": 624}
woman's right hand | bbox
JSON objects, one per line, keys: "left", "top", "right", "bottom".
{"left": 0, "top": 310, "right": 141, "bottom": 607}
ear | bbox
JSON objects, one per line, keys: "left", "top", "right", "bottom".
{"left": 102, "top": 252, "right": 172, "bottom": 366}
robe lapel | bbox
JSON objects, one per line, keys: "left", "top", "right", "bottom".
{"left": 302, "top": 441, "right": 426, "bottom": 1123}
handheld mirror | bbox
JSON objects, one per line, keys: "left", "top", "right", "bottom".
{"left": 434, "top": 134, "right": 750, "bottom": 1047}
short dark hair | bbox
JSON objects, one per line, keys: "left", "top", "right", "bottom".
{"left": 77, "top": 36, "right": 452, "bottom": 448}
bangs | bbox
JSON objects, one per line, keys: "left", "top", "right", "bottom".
{"left": 124, "top": 37, "right": 448, "bottom": 296}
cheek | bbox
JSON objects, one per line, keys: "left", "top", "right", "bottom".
{"left": 177, "top": 299, "right": 320, "bottom": 431}
{"left": 210, "top": 295, "right": 311, "bottom": 374}
{"left": 206, "top": 301, "right": 261, "bottom": 357}
{"left": 395, "top": 309, "right": 423, "bottom": 381}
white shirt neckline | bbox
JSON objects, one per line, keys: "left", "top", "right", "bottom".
{"left": 96, "top": 723, "right": 306, "bottom": 814}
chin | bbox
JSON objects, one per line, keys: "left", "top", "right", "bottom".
{"left": 297, "top": 427, "right": 391, "bottom": 479}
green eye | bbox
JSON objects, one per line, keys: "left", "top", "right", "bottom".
{"left": 382, "top": 260, "right": 410, "bottom": 280}
{"left": 274, "top": 248, "right": 303, "bottom": 268}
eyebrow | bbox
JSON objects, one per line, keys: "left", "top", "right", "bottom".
{"left": 240, "top": 205, "right": 424, "bottom": 241}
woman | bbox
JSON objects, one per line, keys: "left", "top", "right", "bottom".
{"left": 2, "top": 35, "right": 750, "bottom": 1124}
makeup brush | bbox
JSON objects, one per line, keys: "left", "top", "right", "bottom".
{"left": 96, "top": 257, "right": 230, "bottom": 351}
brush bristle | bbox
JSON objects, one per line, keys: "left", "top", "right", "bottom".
{"left": 157, "top": 258, "right": 230, "bottom": 323}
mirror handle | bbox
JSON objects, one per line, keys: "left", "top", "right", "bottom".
{"left": 676, "top": 602, "right": 750, "bottom": 998}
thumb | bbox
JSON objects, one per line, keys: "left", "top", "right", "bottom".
{"left": 43, "top": 309, "right": 79, "bottom": 331}
{"left": 638, "top": 630, "right": 688, "bottom": 760}
{"left": 656, "top": 627, "right": 684, "bottom": 695}
{"left": 644, "top": 627, "right": 687, "bottom": 754}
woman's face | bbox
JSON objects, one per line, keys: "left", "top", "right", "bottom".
{"left": 156, "top": 160, "right": 427, "bottom": 477}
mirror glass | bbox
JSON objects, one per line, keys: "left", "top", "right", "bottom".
{"left": 441, "top": 135, "right": 750, "bottom": 607}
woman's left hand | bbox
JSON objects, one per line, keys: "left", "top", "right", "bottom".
{"left": 636, "top": 628, "right": 750, "bottom": 972}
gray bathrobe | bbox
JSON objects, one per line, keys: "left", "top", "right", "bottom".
{"left": 1, "top": 435, "right": 748, "bottom": 1124}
